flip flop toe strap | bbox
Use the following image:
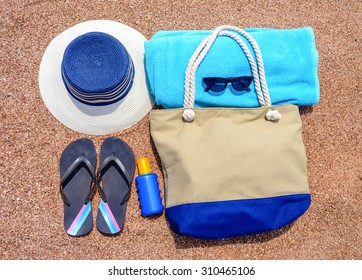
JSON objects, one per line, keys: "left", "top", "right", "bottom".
{"left": 97, "top": 153, "right": 132, "bottom": 205}
{"left": 60, "top": 153, "right": 97, "bottom": 207}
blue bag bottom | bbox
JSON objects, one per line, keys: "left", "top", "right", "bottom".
{"left": 166, "top": 194, "right": 311, "bottom": 239}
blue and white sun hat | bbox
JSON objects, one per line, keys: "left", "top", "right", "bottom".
{"left": 39, "top": 20, "right": 154, "bottom": 135}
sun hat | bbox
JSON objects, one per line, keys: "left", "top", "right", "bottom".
{"left": 39, "top": 20, "right": 154, "bottom": 135}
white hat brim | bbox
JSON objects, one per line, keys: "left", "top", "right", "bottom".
{"left": 39, "top": 20, "right": 154, "bottom": 135}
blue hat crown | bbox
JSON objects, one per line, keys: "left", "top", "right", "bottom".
{"left": 61, "top": 32, "right": 134, "bottom": 106}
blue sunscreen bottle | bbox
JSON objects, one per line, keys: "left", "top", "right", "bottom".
{"left": 135, "top": 157, "right": 164, "bottom": 216}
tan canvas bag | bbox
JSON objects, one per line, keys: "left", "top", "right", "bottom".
{"left": 150, "top": 26, "right": 311, "bottom": 239}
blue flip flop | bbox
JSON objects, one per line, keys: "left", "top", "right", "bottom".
{"left": 96, "top": 137, "right": 135, "bottom": 235}
{"left": 59, "top": 138, "right": 97, "bottom": 237}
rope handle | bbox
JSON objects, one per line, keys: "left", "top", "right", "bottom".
{"left": 184, "top": 25, "right": 270, "bottom": 108}
{"left": 182, "top": 25, "right": 281, "bottom": 122}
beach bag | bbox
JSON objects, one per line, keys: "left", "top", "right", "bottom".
{"left": 150, "top": 26, "right": 311, "bottom": 239}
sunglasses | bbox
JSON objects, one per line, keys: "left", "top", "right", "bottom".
{"left": 203, "top": 76, "right": 253, "bottom": 92}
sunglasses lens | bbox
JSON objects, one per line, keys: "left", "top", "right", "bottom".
{"left": 205, "top": 78, "right": 226, "bottom": 92}
{"left": 232, "top": 81, "right": 247, "bottom": 91}
{"left": 210, "top": 82, "right": 226, "bottom": 92}
{"left": 232, "top": 77, "right": 252, "bottom": 91}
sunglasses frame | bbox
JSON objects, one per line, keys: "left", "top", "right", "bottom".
{"left": 203, "top": 76, "right": 253, "bottom": 93}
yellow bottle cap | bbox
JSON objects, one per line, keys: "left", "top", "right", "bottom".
{"left": 137, "top": 157, "right": 152, "bottom": 175}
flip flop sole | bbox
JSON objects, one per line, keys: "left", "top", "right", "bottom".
{"left": 60, "top": 138, "right": 96, "bottom": 236}
{"left": 96, "top": 137, "right": 135, "bottom": 235}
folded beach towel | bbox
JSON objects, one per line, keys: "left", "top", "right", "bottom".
{"left": 145, "top": 27, "right": 319, "bottom": 108}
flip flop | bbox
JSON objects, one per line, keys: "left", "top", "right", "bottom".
{"left": 96, "top": 137, "right": 135, "bottom": 235}
{"left": 59, "top": 138, "right": 97, "bottom": 237}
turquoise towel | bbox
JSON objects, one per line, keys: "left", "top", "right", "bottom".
{"left": 145, "top": 27, "right": 319, "bottom": 108}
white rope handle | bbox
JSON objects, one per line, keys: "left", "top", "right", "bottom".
{"left": 184, "top": 25, "right": 270, "bottom": 107}
{"left": 183, "top": 25, "right": 280, "bottom": 122}
{"left": 184, "top": 31, "right": 266, "bottom": 108}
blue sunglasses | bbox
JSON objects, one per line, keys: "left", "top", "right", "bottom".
{"left": 203, "top": 76, "right": 253, "bottom": 92}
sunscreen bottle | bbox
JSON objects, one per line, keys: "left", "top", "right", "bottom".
{"left": 135, "top": 157, "right": 164, "bottom": 216}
